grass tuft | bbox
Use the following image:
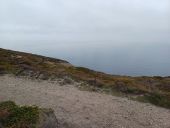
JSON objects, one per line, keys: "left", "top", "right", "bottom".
{"left": 0, "top": 101, "right": 39, "bottom": 128}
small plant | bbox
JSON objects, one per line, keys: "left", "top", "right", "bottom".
{"left": 0, "top": 101, "right": 39, "bottom": 128}
{"left": 145, "top": 93, "right": 170, "bottom": 108}
{"left": 136, "top": 92, "right": 170, "bottom": 109}
{"left": 76, "top": 67, "right": 93, "bottom": 73}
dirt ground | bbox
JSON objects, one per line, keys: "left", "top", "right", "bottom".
{"left": 0, "top": 75, "right": 170, "bottom": 128}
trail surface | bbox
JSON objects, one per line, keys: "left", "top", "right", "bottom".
{"left": 0, "top": 75, "right": 170, "bottom": 128}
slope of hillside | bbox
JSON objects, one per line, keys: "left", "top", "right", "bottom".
{"left": 0, "top": 75, "right": 170, "bottom": 128}
{"left": 0, "top": 48, "right": 170, "bottom": 108}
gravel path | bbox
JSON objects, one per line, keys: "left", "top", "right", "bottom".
{"left": 0, "top": 75, "right": 170, "bottom": 128}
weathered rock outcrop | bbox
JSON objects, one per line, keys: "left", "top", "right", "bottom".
{"left": 37, "top": 109, "right": 58, "bottom": 128}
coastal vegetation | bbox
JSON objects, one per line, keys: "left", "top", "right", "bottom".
{"left": 0, "top": 48, "right": 170, "bottom": 109}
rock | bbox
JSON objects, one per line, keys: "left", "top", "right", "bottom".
{"left": 37, "top": 109, "right": 58, "bottom": 128}
{"left": 62, "top": 77, "right": 74, "bottom": 85}
{"left": 16, "top": 55, "right": 23, "bottom": 59}
{"left": 38, "top": 74, "right": 49, "bottom": 80}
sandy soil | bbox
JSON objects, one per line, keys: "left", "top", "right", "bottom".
{"left": 0, "top": 75, "right": 170, "bottom": 128}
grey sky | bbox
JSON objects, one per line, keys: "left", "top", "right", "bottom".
{"left": 0, "top": 0, "right": 170, "bottom": 44}
{"left": 0, "top": 0, "right": 170, "bottom": 76}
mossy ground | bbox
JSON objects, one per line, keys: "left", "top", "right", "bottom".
{"left": 0, "top": 101, "right": 39, "bottom": 128}
{"left": 135, "top": 93, "right": 170, "bottom": 109}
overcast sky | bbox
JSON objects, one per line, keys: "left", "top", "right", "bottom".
{"left": 0, "top": 0, "right": 170, "bottom": 45}
{"left": 0, "top": 0, "right": 170, "bottom": 76}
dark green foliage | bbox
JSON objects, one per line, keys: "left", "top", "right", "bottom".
{"left": 112, "top": 84, "right": 146, "bottom": 95}
{"left": 153, "top": 76, "right": 163, "bottom": 80}
{"left": 76, "top": 67, "right": 93, "bottom": 74}
{"left": 0, "top": 101, "right": 39, "bottom": 128}
{"left": 0, "top": 101, "right": 16, "bottom": 110}
{"left": 144, "top": 93, "right": 170, "bottom": 108}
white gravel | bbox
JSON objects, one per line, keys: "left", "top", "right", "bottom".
{"left": 0, "top": 75, "right": 170, "bottom": 128}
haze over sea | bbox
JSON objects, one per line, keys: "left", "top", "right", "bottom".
{"left": 0, "top": 0, "right": 170, "bottom": 76}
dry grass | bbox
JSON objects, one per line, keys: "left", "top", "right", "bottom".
{"left": 1, "top": 48, "right": 170, "bottom": 108}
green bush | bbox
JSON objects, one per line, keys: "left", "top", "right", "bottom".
{"left": 144, "top": 93, "right": 170, "bottom": 108}
{"left": 0, "top": 101, "right": 39, "bottom": 128}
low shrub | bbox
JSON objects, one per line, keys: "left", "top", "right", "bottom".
{"left": 144, "top": 93, "right": 170, "bottom": 108}
{"left": 0, "top": 101, "right": 39, "bottom": 128}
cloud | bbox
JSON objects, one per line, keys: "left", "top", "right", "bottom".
{"left": 0, "top": 0, "right": 170, "bottom": 46}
